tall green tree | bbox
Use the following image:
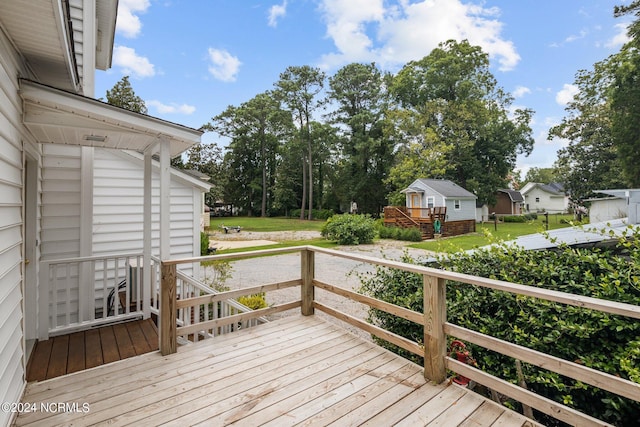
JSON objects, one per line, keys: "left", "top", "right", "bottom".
{"left": 387, "top": 40, "right": 534, "bottom": 205}
{"left": 204, "top": 91, "right": 292, "bottom": 217}
{"left": 275, "top": 66, "right": 326, "bottom": 220}
{"left": 523, "top": 167, "right": 557, "bottom": 185}
{"left": 183, "top": 142, "right": 224, "bottom": 207}
{"left": 327, "top": 63, "right": 394, "bottom": 214}
{"left": 105, "top": 76, "right": 147, "bottom": 114}
{"left": 549, "top": 55, "right": 627, "bottom": 200}
{"left": 611, "top": 3, "right": 640, "bottom": 186}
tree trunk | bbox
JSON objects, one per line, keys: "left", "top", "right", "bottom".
{"left": 307, "top": 124, "right": 313, "bottom": 221}
{"left": 300, "top": 154, "right": 307, "bottom": 220}
{"left": 261, "top": 137, "right": 267, "bottom": 217}
{"left": 307, "top": 147, "right": 313, "bottom": 220}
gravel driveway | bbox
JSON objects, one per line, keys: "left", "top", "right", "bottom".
{"left": 204, "top": 230, "right": 435, "bottom": 338}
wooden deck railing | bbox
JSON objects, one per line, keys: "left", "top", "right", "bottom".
{"left": 39, "top": 253, "right": 154, "bottom": 338}
{"left": 174, "top": 270, "right": 266, "bottom": 341}
{"left": 159, "top": 246, "right": 640, "bottom": 426}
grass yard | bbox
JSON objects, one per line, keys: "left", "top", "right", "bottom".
{"left": 209, "top": 216, "right": 325, "bottom": 232}
{"left": 409, "top": 214, "right": 576, "bottom": 253}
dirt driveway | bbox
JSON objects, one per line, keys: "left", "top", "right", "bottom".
{"left": 206, "top": 230, "right": 436, "bottom": 338}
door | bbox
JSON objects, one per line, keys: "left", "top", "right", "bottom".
{"left": 410, "top": 194, "right": 421, "bottom": 218}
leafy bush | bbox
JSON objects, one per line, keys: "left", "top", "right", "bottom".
{"left": 502, "top": 215, "right": 526, "bottom": 222}
{"left": 237, "top": 293, "right": 268, "bottom": 310}
{"left": 360, "top": 227, "right": 640, "bottom": 425}
{"left": 200, "top": 231, "right": 211, "bottom": 255}
{"left": 321, "top": 214, "right": 376, "bottom": 245}
{"left": 523, "top": 213, "right": 538, "bottom": 220}
{"left": 377, "top": 224, "right": 423, "bottom": 241}
{"left": 201, "top": 260, "right": 232, "bottom": 292}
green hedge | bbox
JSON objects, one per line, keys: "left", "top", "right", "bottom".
{"left": 360, "top": 229, "right": 640, "bottom": 425}
{"left": 377, "top": 224, "right": 423, "bottom": 241}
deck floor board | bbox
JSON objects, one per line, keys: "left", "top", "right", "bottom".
{"left": 17, "top": 316, "right": 538, "bottom": 427}
{"left": 25, "top": 318, "right": 157, "bottom": 383}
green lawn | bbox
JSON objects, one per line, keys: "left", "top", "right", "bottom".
{"left": 209, "top": 216, "right": 325, "bottom": 232}
{"left": 409, "top": 214, "right": 576, "bottom": 253}
{"left": 207, "top": 214, "right": 578, "bottom": 254}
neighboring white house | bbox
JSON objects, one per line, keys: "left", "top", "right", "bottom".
{"left": 585, "top": 197, "right": 627, "bottom": 223}
{"left": 401, "top": 179, "right": 477, "bottom": 222}
{"left": 520, "top": 182, "right": 569, "bottom": 213}
{"left": 0, "top": 2, "right": 205, "bottom": 423}
{"left": 587, "top": 189, "right": 640, "bottom": 224}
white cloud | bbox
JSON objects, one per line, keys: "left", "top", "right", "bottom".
{"left": 113, "top": 45, "right": 155, "bottom": 78}
{"left": 513, "top": 86, "right": 531, "bottom": 98}
{"left": 606, "top": 22, "right": 631, "bottom": 48}
{"left": 268, "top": 1, "right": 288, "bottom": 28}
{"left": 318, "top": 0, "right": 519, "bottom": 71}
{"left": 555, "top": 83, "right": 579, "bottom": 106}
{"left": 207, "top": 48, "right": 241, "bottom": 82}
{"left": 147, "top": 100, "right": 196, "bottom": 115}
{"left": 117, "top": 0, "right": 151, "bottom": 38}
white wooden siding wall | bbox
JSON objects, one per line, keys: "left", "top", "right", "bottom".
{"left": 0, "top": 28, "right": 27, "bottom": 427}
{"left": 92, "top": 150, "right": 197, "bottom": 286}
{"left": 41, "top": 144, "right": 83, "bottom": 327}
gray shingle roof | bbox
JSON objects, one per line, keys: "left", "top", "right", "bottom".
{"left": 499, "top": 189, "right": 524, "bottom": 202}
{"left": 416, "top": 179, "right": 477, "bottom": 198}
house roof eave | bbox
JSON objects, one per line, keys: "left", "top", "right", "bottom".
{"left": 20, "top": 79, "right": 202, "bottom": 157}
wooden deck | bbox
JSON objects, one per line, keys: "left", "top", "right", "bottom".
{"left": 26, "top": 318, "right": 158, "bottom": 382}
{"left": 16, "top": 315, "right": 538, "bottom": 426}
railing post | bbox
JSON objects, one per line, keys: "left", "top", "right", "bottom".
{"left": 424, "top": 274, "right": 446, "bottom": 383}
{"left": 301, "top": 249, "right": 315, "bottom": 316}
{"left": 160, "top": 262, "right": 177, "bottom": 355}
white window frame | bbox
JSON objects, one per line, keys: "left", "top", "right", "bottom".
{"left": 427, "top": 196, "right": 435, "bottom": 209}
{"left": 454, "top": 199, "right": 461, "bottom": 210}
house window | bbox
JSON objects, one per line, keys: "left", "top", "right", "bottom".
{"left": 427, "top": 197, "right": 435, "bottom": 209}
{"left": 535, "top": 197, "right": 540, "bottom": 203}
{"left": 454, "top": 199, "right": 461, "bottom": 210}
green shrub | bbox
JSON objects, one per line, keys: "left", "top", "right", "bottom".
{"left": 360, "top": 228, "right": 640, "bottom": 425}
{"left": 321, "top": 214, "right": 376, "bottom": 245}
{"left": 502, "top": 215, "right": 526, "bottom": 222}
{"left": 376, "top": 223, "right": 423, "bottom": 241}
{"left": 237, "top": 293, "right": 268, "bottom": 310}
{"left": 377, "top": 224, "right": 396, "bottom": 239}
{"left": 200, "top": 231, "right": 210, "bottom": 255}
{"left": 397, "top": 227, "right": 423, "bottom": 241}
{"left": 523, "top": 213, "right": 538, "bottom": 220}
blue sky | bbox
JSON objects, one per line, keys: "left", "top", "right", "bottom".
{"left": 95, "top": 0, "right": 632, "bottom": 174}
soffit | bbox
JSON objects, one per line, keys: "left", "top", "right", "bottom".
{"left": 0, "top": 0, "right": 78, "bottom": 91}
{"left": 20, "top": 79, "right": 202, "bottom": 157}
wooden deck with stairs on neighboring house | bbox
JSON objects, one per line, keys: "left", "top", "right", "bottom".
{"left": 383, "top": 206, "right": 447, "bottom": 239}
{"left": 15, "top": 315, "right": 539, "bottom": 427}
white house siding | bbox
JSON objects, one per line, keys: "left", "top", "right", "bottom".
{"left": 589, "top": 198, "right": 628, "bottom": 223}
{"left": 0, "top": 27, "right": 27, "bottom": 427}
{"left": 524, "top": 187, "right": 566, "bottom": 213}
{"left": 92, "top": 149, "right": 200, "bottom": 301}
{"left": 41, "top": 144, "right": 83, "bottom": 327}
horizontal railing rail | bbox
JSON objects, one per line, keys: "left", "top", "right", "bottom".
{"left": 174, "top": 270, "right": 268, "bottom": 341}
{"left": 159, "top": 246, "right": 640, "bottom": 426}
